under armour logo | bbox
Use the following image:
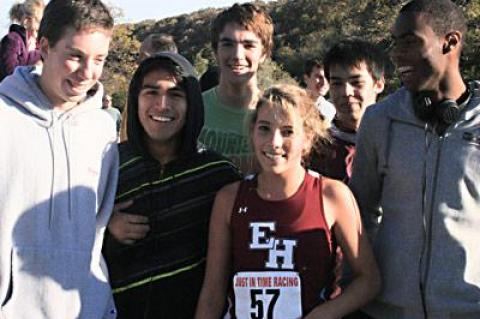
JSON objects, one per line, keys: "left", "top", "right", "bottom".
{"left": 238, "top": 206, "right": 248, "bottom": 214}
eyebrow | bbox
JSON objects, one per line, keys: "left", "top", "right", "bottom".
{"left": 66, "top": 46, "right": 83, "bottom": 54}
{"left": 257, "top": 119, "right": 293, "bottom": 128}
{"left": 257, "top": 120, "right": 271, "bottom": 125}
{"left": 330, "top": 74, "right": 364, "bottom": 81}
{"left": 391, "top": 31, "right": 416, "bottom": 40}
{"left": 140, "top": 84, "right": 184, "bottom": 92}
{"left": 219, "top": 37, "right": 260, "bottom": 45}
{"left": 66, "top": 46, "right": 108, "bottom": 58}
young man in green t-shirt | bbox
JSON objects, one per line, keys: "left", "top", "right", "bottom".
{"left": 199, "top": 3, "right": 274, "bottom": 174}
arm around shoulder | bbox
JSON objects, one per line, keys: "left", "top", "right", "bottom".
{"left": 195, "top": 181, "right": 240, "bottom": 319}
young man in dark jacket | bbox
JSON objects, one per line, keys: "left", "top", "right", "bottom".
{"left": 103, "top": 52, "right": 241, "bottom": 319}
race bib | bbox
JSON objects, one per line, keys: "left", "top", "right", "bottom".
{"left": 233, "top": 271, "right": 302, "bottom": 319}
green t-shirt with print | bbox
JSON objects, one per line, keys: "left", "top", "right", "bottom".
{"left": 199, "top": 87, "right": 257, "bottom": 174}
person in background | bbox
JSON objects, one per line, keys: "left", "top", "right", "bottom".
{"left": 350, "top": 0, "right": 480, "bottom": 318}
{"left": 0, "top": 0, "right": 117, "bottom": 318}
{"left": 138, "top": 32, "right": 178, "bottom": 62}
{"left": 198, "top": 3, "right": 274, "bottom": 174}
{"left": 102, "top": 93, "right": 122, "bottom": 136}
{"left": 309, "top": 39, "right": 385, "bottom": 183}
{"left": 0, "top": 0, "right": 44, "bottom": 81}
{"left": 303, "top": 58, "right": 336, "bottom": 123}
{"left": 195, "top": 84, "right": 380, "bottom": 319}
{"left": 103, "top": 52, "right": 240, "bottom": 319}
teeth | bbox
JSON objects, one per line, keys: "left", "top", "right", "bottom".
{"left": 398, "top": 66, "right": 413, "bottom": 74}
{"left": 151, "top": 115, "right": 173, "bottom": 122}
{"left": 264, "top": 152, "right": 284, "bottom": 160}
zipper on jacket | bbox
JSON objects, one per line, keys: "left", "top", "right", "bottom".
{"left": 419, "top": 131, "right": 445, "bottom": 319}
{"left": 418, "top": 123, "right": 432, "bottom": 319}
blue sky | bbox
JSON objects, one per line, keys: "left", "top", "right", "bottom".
{"left": 0, "top": 0, "right": 265, "bottom": 36}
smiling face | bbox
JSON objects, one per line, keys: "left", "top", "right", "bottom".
{"left": 390, "top": 12, "right": 447, "bottom": 93}
{"left": 138, "top": 68, "right": 187, "bottom": 157}
{"left": 252, "top": 104, "right": 308, "bottom": 175}
{"left": 329, "top": 62, "right": 384, "bottom": 131}
{"left": 215, "top": 22, "right": 266, "bottom": 86}
{"left": 304, "top": 66, "right": 330, "bottom": 99}
{"left": 39, "top": 27, "right": 111, "bottom": 111}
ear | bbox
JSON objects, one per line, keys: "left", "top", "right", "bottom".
{"left": 39, "top": 37, "right": 50, "bottom": 61}
{"left": 259, "top": 52, "right": 267, "bottom": 64}
{"left": 303, "top": 73, "right": 309, "bottom": 83}
{"left": 442, "top": 31, "right": 462, "bottom": 54}
{"left": 374, "top": 76, "right": 385, "bottom": 94}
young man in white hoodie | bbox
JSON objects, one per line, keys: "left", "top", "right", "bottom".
{"left": 0, "top": 1, "right": 118, "bottom": 318}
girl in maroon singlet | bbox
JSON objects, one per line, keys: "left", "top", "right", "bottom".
{"left": 196, "top": 84, "right": 380, "bottom": 319}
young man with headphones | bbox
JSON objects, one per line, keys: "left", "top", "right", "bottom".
{"left": 350, "top": 0, "right": 480, "bottom": 318}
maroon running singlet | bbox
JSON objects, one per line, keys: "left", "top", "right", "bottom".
{"left": 228, "top": 170, "right": 338, "bottom": 319}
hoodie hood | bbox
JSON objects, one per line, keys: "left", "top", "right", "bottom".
{"left": 0, "top": 65, "right": 118, "bottom": 319}
{"left": 0, "top": 65, "right": 105, "bottom": 226}
{"left": 0, "top": 65, "right": 104, "bottom": 127}
{"left": 127, "top": 52, "right": 204, "bottom": 159}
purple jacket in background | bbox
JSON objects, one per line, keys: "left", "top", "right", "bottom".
{"left": 0, "top": 24, "right": 41, "bottom": 81}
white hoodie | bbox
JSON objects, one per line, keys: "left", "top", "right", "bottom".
{"left": 0, "top": 66, "right": 118, "bottom": 319}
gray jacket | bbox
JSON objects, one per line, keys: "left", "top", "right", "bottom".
{"left": 0, "top": 66, "right": 118, "bottom": 319}
{"left": 350, "top": 82, "right": 480, "bottom": 319}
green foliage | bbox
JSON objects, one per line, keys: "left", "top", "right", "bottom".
{"left": 102, "top": 24, "right": 140, "bottom": 107}
{"left": 112, "top": 91, "right": 127, "bottom": 112}
{"left": 103, "top": 0, "right": 480, "bottom": 100}
{"left": 258, "top": 58, "right": 297, "bottom": 90}
{"left": 194, "top": 46, "right": 216, "bottom": 76}
{"left": 461, "top": 0, "right": 480, "bottom": 82}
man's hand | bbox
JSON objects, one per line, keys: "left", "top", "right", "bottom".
{"left": 107, "top": 200, "right": 150, "bottom": 245}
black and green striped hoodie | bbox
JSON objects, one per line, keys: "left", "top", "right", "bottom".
{"left": 103, "top": 53, "right": 241, "bottom": 319}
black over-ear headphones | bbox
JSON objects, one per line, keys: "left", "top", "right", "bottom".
{"left": 413, "top": 88, "right": 471, "bottom": 125}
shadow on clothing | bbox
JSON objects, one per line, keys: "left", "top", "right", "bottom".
{"left": 1, "top": 187, "right": 113, "bottom": 319}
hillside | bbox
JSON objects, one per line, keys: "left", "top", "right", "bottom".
{"left": 102, "top": 0, "right": 480, "bottom": 108}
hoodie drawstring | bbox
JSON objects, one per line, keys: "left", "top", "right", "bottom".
{"left": 46, "top": 125, "right": 55, "bottom": 228}
{"left": 46, "top": 116, "right": 74, "bottom": 228}
{"left": 62, "top": 121, "right": 73, "bottom": 220}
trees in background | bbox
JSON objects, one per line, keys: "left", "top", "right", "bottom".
{"left": 103, "top": 0, "right": 479, "bottom": 105}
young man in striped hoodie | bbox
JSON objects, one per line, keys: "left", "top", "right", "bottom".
{"left": 103, "top": 52, "right": 240, "bottom": 319}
